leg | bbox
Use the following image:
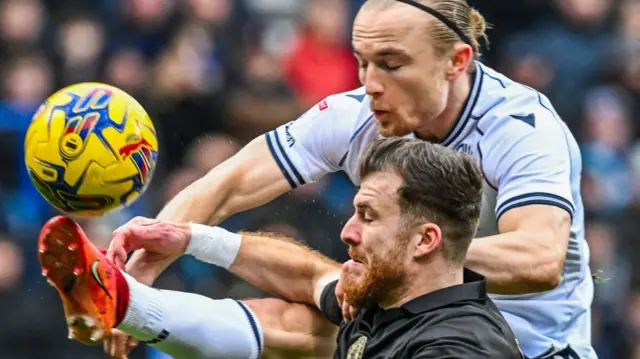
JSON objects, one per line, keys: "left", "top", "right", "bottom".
{"left": 118, "top": 275, "right": 262, "bottom": 359}
{"left": 38, "top": 216, "right": 337, "bottom": 359}
{"left": 39, "top": 216, "right": 261, "bottom": 359}
{"left": 118, "top": 281, "right": 338, "bottom": 359}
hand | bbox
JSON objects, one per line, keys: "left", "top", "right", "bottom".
{"left": 335, "top": 262, "right": 360, "bottom": 321}
{"left": 106, "top": 216, "right": 191, "bottom": 271}
{"left": 103, "top": 329, "right": 138, "bottom": 359}
{"left": 103, "top": 217, "right": 190, "bottom": 358}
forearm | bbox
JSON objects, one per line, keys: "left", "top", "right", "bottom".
{"left": 126, "top": 137, "right": 291, "bottom": 282}
{"left": 157, "top": 137, "right": 289, "bottom": 225}
{"left": 124, "top": 172, "right": 234, "bottom": 282}
{"left": 125, "top": 174, "right": 234, "bottom": 281}
{"left": 465, "top": 230, "right": 564, "bottom": 295}
{"left": 156, "top": 175, "right": 231, "bottom": 225}
{"left": 230, "top": 233, "right": 341, "bottom": 305}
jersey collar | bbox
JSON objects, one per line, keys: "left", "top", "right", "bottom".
{"left": 438, "top": 61, "right": 484, "bottom": 147}
{"left": 401, "top": 268, "right": 487, "bottom": 314}
{"left": 367, "top": 268, "right": 487, "bottom": 329}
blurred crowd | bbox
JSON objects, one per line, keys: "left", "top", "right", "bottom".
{"left": 0, "top": 0, "right": 638, "bottom": 358}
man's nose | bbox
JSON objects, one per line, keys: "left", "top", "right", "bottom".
{"left": 363, "top": 67, "right": 384, "bottom": 98}
{"left": 340, "top": 214, "right": 362, "bottom": 246}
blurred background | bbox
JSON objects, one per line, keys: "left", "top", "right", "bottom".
{"left": 0, "top": 0, "right": 637, "bottom": 357}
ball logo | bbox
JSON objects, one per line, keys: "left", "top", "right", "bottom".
{"left": 119, "top": 132, "right": 157, "bottom": 184}
{"left": 119, "top": 137, "right": 152, "bottom": 158}
{"left": 61, "top": 133, "right": 84, "bottom": 158}
{"left": 60, "top": 112, "right": 101, "bottom": 159}
{"left": 57, "top": 88, "right": 112, "bottom": 161}
{"left": 72, "top": 88, "right": 110, "bottom": 113}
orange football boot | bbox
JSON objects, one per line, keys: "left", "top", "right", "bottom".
{"left": 38, "top": 215, "right": 125, "bottom": 345}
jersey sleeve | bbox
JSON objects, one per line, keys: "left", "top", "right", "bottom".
{"left": 480, "top": 110, "right": 575, "bottom": 221}
{"left": 319, "top": 280, "right": 343, "bottom": 326}
{"left": 265, "top": 94, "right": 359, "bottom": 188}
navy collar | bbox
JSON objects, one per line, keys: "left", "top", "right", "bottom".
{"left": 435, "top": 61, "right": 484, "bottom": 147}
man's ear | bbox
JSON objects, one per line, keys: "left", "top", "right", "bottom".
{"left": 446, "top": 43, "right": 473, "bottom": 81}
{"left": 413, "top": 222, "right": 442, "bottom": 259}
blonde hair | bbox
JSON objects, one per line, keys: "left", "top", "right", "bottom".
{"left": 364, "top": 0, "right": 490, "bottom": 60}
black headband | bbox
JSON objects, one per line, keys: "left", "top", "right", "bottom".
{"left": 394, "top": 0, "right": 473, "bottom": 46}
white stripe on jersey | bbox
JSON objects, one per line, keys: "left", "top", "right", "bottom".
{"left": 496, "top": 192, "right": 575, "bottom": 220}
{"left": 265, "top": 130, "right": 306, "bottom": 188}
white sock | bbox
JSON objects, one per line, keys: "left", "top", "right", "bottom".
{"left": 117, "top": 273, "right": 263, "bottom": 359}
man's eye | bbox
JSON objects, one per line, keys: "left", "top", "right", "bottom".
{"left": 379, "top": 63, "right": 401, "bottom": 71}
{"left": 358, "top": 211, "right": 372, "bottom": 222}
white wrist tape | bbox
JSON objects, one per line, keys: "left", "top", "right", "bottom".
{"left": 185, "top": 224, "right": 242, "bottom": 269}
{"left": 313, "top": 271, "right": 341, "bottom": 309}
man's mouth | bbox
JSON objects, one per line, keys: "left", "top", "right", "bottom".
{"left": 348, "top": 247, "right": 366, "bottom": 264}
{"left": 373, "top": 110, "right": 388, "bottom": 118}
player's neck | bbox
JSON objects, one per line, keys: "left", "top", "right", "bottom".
{"left": 414, "top": 71, "right": 472, "bottom": 142}
{"left": 380, "top": 263, "right": 464, "bottom": 309}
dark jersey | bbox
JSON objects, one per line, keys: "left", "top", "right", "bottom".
{"left": 320, "top": 268, "right": 525, "bottom": 358}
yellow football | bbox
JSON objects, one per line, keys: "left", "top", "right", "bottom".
{"left": 24, "top": 82, "right": 159, "bottom": 216}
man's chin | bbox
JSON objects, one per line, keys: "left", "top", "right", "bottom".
{"left": 343, "top": 261, "right": 366, "bottom": 289}
{"left": 344, "top": 259, "right": 366, "bottom": 274}
{"left": 375, "top": 121, "right": 412, "bottom": 138}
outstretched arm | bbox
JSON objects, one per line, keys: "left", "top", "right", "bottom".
{"left": 118, "top": 93, "right": 359, "bottom": 287}
{"left": 109, "top": 217, "right": 341, "bottom": 306}
{"left": 119, "top": 136, "right": 293, "bottom": 285}
{"left": 228, "top": 232, "right": 342, "bottom": 305}
{"left": 156, "top": 136, "right": 291, "bottom": 226}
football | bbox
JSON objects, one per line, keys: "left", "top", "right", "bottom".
{"left": 24, "top": 82, "right": 159, "bottom": 216}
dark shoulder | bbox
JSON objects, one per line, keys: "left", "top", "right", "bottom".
{"left": 406, "top": 300, "right": 523, "bottom": 358}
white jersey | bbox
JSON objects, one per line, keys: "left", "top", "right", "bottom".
{"left": 266, "top": 61, "right": 595, "bottom": 359}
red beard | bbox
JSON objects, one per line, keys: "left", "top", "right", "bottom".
{"left": 343, "top": 247, "right": 406, "bottom": 310}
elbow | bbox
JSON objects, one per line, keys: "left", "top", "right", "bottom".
{"left": 521, "top": 252, "right": 564, "bottom": 293}
{"left": 529, "top": 263, "right": 562, "bottom": 292}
